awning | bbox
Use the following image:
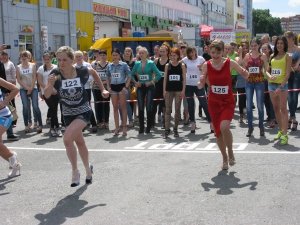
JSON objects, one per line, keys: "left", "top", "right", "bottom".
{"left": 200, "top": 24, "right": 214, "bottom": 38}
{"left": 147, "top": 30, "right": 178, "bottom": 42}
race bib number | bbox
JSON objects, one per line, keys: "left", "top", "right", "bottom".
{"left": 249, "top": 67, "right": 259, "bottom": 74}
{"left": 111, "top": 73, "right": 120, "bottom": 79}
{"left": 139, "top": 74, "right": 149, "bottom": 81}
{"left": 62, "top": 78, "right": 81, "bottom": 89}
{"left": 22, "top": 69, "right": 30, "bottom": 75}
{"left": 169, "top": 75, "right": 180, "bottom": 81}
{"left": 160, "top": 72, "right": 165, "bottom": 77}
{"left": 188, "top": 74, "right": 198, "bottom": 80}
{"left": 99, "top": 72, "right": 106, "bottom": 78}
{"left": 271, "top": 69, "right": 282, "bottom": 76}
{"left": 211, "top": 85, "right": 229, "bottom": 94}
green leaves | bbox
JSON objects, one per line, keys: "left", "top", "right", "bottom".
{"left": 253, "top": 9, "right": 283, "bottom": 36}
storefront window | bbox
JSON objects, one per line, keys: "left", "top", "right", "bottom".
{"left": 53, "top": 35, "right": 65, "bottom": 51}
{"left": 18, "top": 35, "right": 34, "bottom": 58}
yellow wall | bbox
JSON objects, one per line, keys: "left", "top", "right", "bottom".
{"left": 61, "top": 0, "right": 69, "bottom": 10}
{"left": 76, "top": 11, "right": 94, "bottom": 51}
{"left": 47, "top": 0, "right": 69, "bottom": 9}
{"left": 47, "top": 0, "right": 52, "bottom": 7}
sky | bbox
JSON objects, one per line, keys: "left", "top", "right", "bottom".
{"left": 253, "top": 0, "right": 300, "bottom": 18}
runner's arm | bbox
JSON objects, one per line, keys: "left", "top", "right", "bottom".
{"left": 230, "top": 60, "right": 249, "bottom": 80}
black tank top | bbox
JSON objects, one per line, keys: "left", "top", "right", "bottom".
{"left": 166, "top": 63, "right": 183, "bottom": 92}
{"left": 156, "top": 58, "right": 169, "bottom": 80}
{"left": 52, "top": 66, "right": 90, "bottom": 116}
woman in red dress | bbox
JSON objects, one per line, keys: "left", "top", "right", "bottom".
{"left": 199, "top": 40, "right": 249, "bottom": 170}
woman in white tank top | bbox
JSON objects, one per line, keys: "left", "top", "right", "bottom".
{"left": 16, "top": 51, "right": 43, "bottom": 133}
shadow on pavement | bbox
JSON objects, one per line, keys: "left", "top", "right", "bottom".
{"left": 0, "top": 177, "right": 15, "bottom": 194}
{"left": 34, "top": 185, "right": 106, "bottom": 225}
{"left": 201, "top": 171, "right": 258, "bottom": 195}
{"left": 272, "top": 143, "right": 300, "bottom": 152}
{"left": 247, "top": 136, "right": 273, "bottom": 146}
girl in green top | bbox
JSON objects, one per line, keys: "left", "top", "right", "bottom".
{"left": 131, "top": 47, "right": 161, "bottom": 134}
{"left": 267, "top": 36, "right": 292, "bottom": 145}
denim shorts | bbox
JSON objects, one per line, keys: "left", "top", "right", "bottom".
{"left": 63, "top": 110, "right": 92, "bottom": 127}
{"left": 268, "top": 83, "right": 288, "bottom": 92}
{"left": 0, "top": 115, "right": 13, "bottom": 129}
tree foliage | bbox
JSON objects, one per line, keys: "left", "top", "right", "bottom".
{"left": 253, "top": 9, "right": 283, "bottom": 36}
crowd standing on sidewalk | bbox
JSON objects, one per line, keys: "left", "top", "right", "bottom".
{"left": 0, "top": 31, "right": 300, "bottom": 185}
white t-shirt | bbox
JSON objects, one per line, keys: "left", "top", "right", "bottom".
{"left": 75, "top": 62, "right": 93, "bottom": 89}
{"left": 37, "top": 64, "right": 57, "bottom": 94}
{"left": 4, "top": 60, "right": 16, "bottom": 83}
{"left": 183, "top": 56, "right": 205, "bottom": 86}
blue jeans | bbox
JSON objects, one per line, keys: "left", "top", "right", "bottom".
{"left": 288, "top": 71, "right": 300, "bottom": 118}
{"left": 137, "top": 85, "right": 155, "bottom": 129}
{"left": 185, "top": 85, "right": 210, "bottom": 123}
{"left": 245, "top": 82, "right": 265, "bottom": 129}
{"left": 20, "top": 88, "right": 42, "bottom": 127}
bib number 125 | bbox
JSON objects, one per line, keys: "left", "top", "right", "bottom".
{"left": 212, "top": 85, "right": 228, "bottom": 94}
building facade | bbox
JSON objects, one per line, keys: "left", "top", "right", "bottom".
{"left": 0, "top": 0, "right": 93, "bottom": 64}
{"left": 130, "top": 0, "right": 204, "bottom": 46}
{"left": 204, "top": 0, "right": 228, "bottom": 29}
{"left": 226, "top": 0, "right": 252, "bottom": 31}
{"left": 281, "top": 15, "right": 300, "bottom": 34}
{"left": 92, "top": 1, "right": 131, "bottom": 40}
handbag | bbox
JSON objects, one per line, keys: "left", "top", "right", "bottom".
{"left": 8, "top": 104, "right": 18, "bottom": 121}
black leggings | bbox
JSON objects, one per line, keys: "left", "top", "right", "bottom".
{"left": 93, "top": 89, "right": 110, "bottom": 123}
{"left": 44, "top": 94, "right": 59, "bottom": 129}
{"left": 236, "top": 88, "right": 246, "bottom": 115}
{"left": 85, "top": 89, "right": 97, "bottom": 127}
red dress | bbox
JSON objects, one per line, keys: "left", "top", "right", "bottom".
{"left": 207, "top": 58, "right": 235, "bottom": 137}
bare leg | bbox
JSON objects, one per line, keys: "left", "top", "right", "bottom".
{"left": 216, "top": 133, "right": 228, "bottom": 164}
{"left": 270, "top": 93, "right": 281, "bottom": 129}
{"left": 111, "top": 94, "right": 120, "bottom": 134}
{"left": 220, "top": 120, "right": 234, "bottom": 160}
{"left": 74, "top": 131, "right": 91, "bottom": 176}
{"left": 0, "top": 127, "right": 14, "bottom": 160}
{"left": 119, "top": 91, "right": 128, "bottom": 134}
{"left": 63, "top": 119, "right": 87, "bottom": 171}
{"left": 279, "top": 91, "right": 289, "bottom": 135}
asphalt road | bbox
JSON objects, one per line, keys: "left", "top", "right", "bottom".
{"left": 0, "top": 96, "right": 299, "bottom": 225}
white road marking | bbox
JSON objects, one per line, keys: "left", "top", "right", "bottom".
{"left": 7, "top": 146, "right": 300, "bottom": 154}
{"left": 125, "top": 142, "right": 250, "bottom": 151}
